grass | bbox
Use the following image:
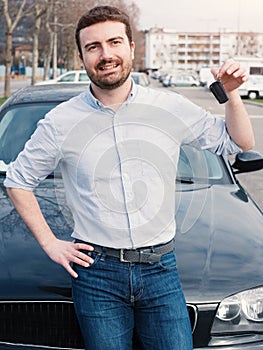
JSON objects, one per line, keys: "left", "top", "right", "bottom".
{"left": 242, "top": 97, "right": 263, "bottom": 104}
{"left": 0, "top": 97, "right": 8, "bottom": 105}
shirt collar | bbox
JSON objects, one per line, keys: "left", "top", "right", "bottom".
{"left": 84, "top": 79, "right": 138, "bottom": 110}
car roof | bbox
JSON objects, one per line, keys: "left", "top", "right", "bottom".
{"left": 0, "top": 84, "right": 87, "bottom": 111}
{"left": 131, "top": 72, "right": 144, "bottom": 75}
{"left": 60, "top": 70, "right": 86, "bottom": 74}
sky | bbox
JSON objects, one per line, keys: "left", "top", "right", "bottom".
{"left": 134, "top": 0, "right": 263, "bottom": 33}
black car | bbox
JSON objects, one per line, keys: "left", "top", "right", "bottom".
{"left": 0, "top": 84, "right": 263, "bottom": 349}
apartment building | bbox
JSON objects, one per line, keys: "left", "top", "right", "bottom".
{"left": 145, "top": 27, "right": 263, "bottom": 74}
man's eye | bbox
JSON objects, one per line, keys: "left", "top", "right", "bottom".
{"left": 88, "top": 45, "right": 97, "bottom": 51}
{"left": 112, "top": 40, "right": 121, "bottom": 45}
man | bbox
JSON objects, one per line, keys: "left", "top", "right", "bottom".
{"left": 4, "top": 5, "right": 254, "bottom": 350}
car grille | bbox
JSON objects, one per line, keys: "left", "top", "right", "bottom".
{"left": 0, "top": 301, "right": 84, "bottom": 349}
{"left": 0, "top": 301, "right": 198, "bottom": 349}
{"left": 187, "top": 304, "right": 198, "bottom": 333}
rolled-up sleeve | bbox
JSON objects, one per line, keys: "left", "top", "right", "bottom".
{"left": 181, "top": 104, "right": 242, "bottom": 155}
{"left": 4, "top": 116, "right": 61, "bottom": 190}
{"left": 191, "top": 113, "right": 242, "bottom": 155}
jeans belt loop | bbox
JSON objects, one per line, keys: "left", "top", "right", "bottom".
{"left": 120, "top": 249, "right": 128, "bottom": 263}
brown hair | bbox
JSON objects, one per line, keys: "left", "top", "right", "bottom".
{"left": 75, "top": 5, "right": 133, "bottom": 58}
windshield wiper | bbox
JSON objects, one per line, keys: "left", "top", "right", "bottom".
{"left": 176, "top": 177, "right": 194, "bottom": 184}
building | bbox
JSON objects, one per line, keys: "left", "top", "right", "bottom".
{"left": 145, "top": 27, "right": 263, "bottom": 74}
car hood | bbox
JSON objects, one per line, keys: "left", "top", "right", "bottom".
{"left": 0, "top": 181, "right": 262, "bottom": 302}
{"left": 175, "top": 184, "right": 263, "bottom": 304}
{"left": 0, "top": 179, "right": 73, "bottom": 300}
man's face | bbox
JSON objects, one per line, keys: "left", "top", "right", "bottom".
{"left": 79, "top": 21, "right": 135, "bottom": 90}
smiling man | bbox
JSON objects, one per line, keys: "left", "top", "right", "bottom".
{"left": 4, "top": 5, "right": 254, "bottom": 350}
{"left": 75, "top": 8, "right": 135, "bottom": 108}
{"left": 79, "top": 21, "right": 134, "bottom": 91}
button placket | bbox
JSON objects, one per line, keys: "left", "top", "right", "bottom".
{"left": 112, "top": 112, "right": 135, "bottom": 245}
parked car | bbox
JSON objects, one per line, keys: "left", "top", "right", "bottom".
{"left": 163, "top": 74, "right": 200, "bottom": 87}
{"left": 131, "top": 71, "right": 151, "bottom": 86}
{"left": 35, "top": 70, "right": 90, "bottom": 85}
{"left": 36, "top": 70, "right": 150, "bottom": 88}
{"left": 199, "top": 67, "right": 215, "bottom": 87}
{"left": 158, "top": 71, "right": 169, "bottom": 83}
{"left": 150, "top": 70, "right": 161, "bottom": 80}
{"left": 0, "top": 84, "right": 263, "bottom": 349}
{"left": 238, "top": 75, "right": 263, "bottom": 99}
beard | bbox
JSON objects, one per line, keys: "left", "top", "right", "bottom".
{"left": 86, "top": 58, "right": 132, "bottom": 90}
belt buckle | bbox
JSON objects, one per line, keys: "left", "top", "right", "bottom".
{"left": 120, "top": 249, "right": 129, "bottom": 262}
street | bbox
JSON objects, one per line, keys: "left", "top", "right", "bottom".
{"left": 0, "top": 77, "right": 32, "bottom": 98}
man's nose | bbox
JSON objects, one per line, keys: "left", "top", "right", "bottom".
{"left": 100, "top": 45, "right": 113, "bottom": 60}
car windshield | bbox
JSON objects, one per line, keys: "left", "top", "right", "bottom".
{"left": 0, "top": 102, "right": 229, "bottom": 185}
{"left": 177, "top": 145, "right": 228, "bottom": 184}
{"left": 131, "top": 73, "right": 150, "bottom": 86}
{"left": 79, "top": 73, "right": 90, "bottom": 82}
{"left": 58, "top": 73, "right": 75, "bottom": 82}
{"left": 0, "top": 103, "right": 57, "bottom": 171}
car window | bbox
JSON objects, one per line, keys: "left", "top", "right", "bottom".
{"left": 131, "top": 73, "right": 150, "bottom": 87}
{"left": 177, "top": 144, "right": 226, "bottom": 184}
{"left": 58, "top": 73, "right": 75, "bottom": 82}
{"left": 79, "top": 73, "right": 90, "bottom": 82}
{"left": 141, "top": 75, "right": 150, "bottom": 86}
{"left": 131, "top": 74, "right": 139, "bottom": 84}
{"left": 0, "top": 103, "right": 57, "bottom": 171}
{"left": 0, "top": 103, "right": 230, "bottom": 185}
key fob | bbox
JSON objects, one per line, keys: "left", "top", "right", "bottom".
{"left": 209, "top": 81, "right": 229, "bottom": 104}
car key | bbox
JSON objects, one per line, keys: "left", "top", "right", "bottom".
{"left": 209, "top": 81, "right": 229, "bottom": 104}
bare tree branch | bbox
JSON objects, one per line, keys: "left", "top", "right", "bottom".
{"left": 2, "top": 0, "right": 31, "bottom": 96}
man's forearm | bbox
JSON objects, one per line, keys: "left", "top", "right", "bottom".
{"left": 225, "top": 90, "right": 255, "bottom": 152}
{"left": 211, "top": 59, "right": 255, "bottom": 152}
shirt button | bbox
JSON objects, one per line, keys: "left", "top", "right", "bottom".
{"left": 123, "top": 173, "right": 129, "bottom": 181}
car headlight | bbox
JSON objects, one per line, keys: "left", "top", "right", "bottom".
{"left": 216, "top": 294, "right": 241, "bottom": 321}
{"left": 209, "top": 287, "right": 263, "bottom": 346}
{"left": 241, "top": 288, "right": 263, "bottom": 322}
{"left": 210, "top": 287, "right": 263, "bottom": 346}
{"left": 216, "top": 287, "right": 263, "bottom": 323}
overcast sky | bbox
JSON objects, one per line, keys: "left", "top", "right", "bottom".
{"left": 134, "top": 0, "right": 263, "bottom": 33}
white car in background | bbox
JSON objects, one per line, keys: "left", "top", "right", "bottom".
{"left": 238, "top": 75, "right": 263, "bottom": 99}
{"left": 36, "top": 70, "right": 150, "bottom": 87}
{"left": 35, "top": 70, "right": 90, "bottom": 85}
{"left": 163, "top": 74, "right": 200, "bottom": 87}
{"left": 131, "top": 72, "right": 151, "bottom": 87}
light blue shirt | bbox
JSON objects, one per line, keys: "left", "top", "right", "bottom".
{"left": 4, "top": 82, "right": 241, "bottom": 248}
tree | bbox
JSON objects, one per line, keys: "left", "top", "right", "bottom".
{"left": 36, "top": 0, "right": 142, "bottom": 81}
{"left": 1, "top": 0, "right": 33, "bottom": 96}
{"left": 40, "top": 0, "right": 55, "bottom": 81}
{"left": 1, "top": 0, "right": 142, "bottom": 90}
{"left": 31, "top": 1, "right": 47, "bottom": 85}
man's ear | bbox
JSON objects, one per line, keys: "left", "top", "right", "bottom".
{"left": 78, "top": 53, "right": 83, "bottom": 62}
{"left": 131, "top": 41, "right": 135, "bottom": 60}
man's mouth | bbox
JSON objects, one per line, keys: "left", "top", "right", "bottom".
{"left": 98, "top": 62, "right": 120, "bottom": 72}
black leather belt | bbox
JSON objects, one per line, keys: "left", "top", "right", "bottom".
{"left": 90, "top": 239, "right": 175, "bottom": 264}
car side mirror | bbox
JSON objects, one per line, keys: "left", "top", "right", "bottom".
{"left": 232, "top": 150, "right": 263, "bottom": 174}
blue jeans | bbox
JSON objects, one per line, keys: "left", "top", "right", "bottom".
{"left": 72, "top": 249, "right": 193, "bottom": 350}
